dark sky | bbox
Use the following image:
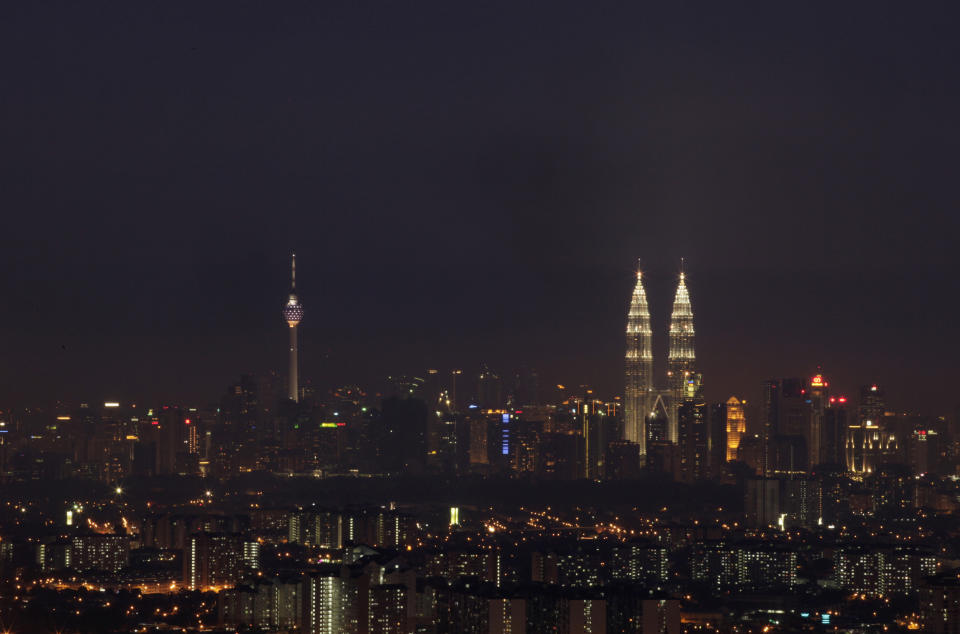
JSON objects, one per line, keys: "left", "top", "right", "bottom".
{"left": 1, "top": 3, "right": 958, "bottom": 413}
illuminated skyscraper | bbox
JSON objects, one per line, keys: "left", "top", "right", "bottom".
{"left": 282, "top": 253, "right": 304, "bottom": 402}
{"left": 858, "top": 383, "right": 885, "bottom": 427}
{"left": 624, "top": 263, "right": 653, "bottom": 455}
{"left": 667, "top": 268, "right": 696, "bottom": 442}
{"left": 808, "top": 373, "right": 830, "bottom": 467}
{"left": 677, "top": 373, "right": 706, "bottom": 483}
{"left": 725, "top": 396, "right": 746, "bottom": 462}
{"left": 846, "top": 383, "right": 893, "bottom": 477}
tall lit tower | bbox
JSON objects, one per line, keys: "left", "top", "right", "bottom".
{"left": 725, "top": 396, "right": 746, "bottom": 462}
{"left": 282, "top": 253, "right": 304, "bottom": 402}
{"left": 624, "top": 261, "right": 654, "bottom": 455}
{"left": 667, "top": 263, "right": 695, "bottom": 442}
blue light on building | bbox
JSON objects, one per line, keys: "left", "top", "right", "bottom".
{"left": 501, "top": 413, "right": 510, "bottom": 455}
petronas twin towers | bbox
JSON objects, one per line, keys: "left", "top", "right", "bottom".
{"left": 624, "top": 262, "right": 696, "bottom": 459}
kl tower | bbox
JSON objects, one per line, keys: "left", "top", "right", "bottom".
{"left": 283, "top": 253, "right": 304, "bottom": 402}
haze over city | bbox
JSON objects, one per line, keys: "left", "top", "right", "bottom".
{"left": 2, "top": 2, "right": 957, "bottom": 412}
{"left": 2, "top": 3, "right": 960, "bottom": 634}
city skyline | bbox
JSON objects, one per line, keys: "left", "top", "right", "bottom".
{"left": 0, "top": 254, "right": 947, "bottom": 420}
{"left": 0, "top": 254, "right": 938, "bottom": 420}
{"left": 3, "top": 4, "right": 960, "bottom": 631}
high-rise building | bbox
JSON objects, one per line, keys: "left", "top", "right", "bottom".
{"left": 489, "top": 598, "right": 527, "bottom": 634}
{"left": 691, "top": 541, "right": 799, "bottom": 590}
{"left": 833, "top": 545, "right": 937, "bottom": 597}
{"left": 846, "top": 418, "right": 883, "bottom": 477}
{"left": 369, "top": 583, "right": 408, "bottom": 634}
{"left": 667, "top": 270, "right": 696, "bottom": 443}
{"left": 578, "top": 402, "right": 611, "bottom": 480}
{"left": 674, "top": 372, "right": 707, "bottom": 483}
{"left": 821, "top": 395, "right": 850, "bottom": 467}
{"left": 762, "top": 378, "right": 812, "bottom": 475}
{"left": 511, "top": 367, "right": 540, "bottom": 408}
{"left": 919, "top": 573, "right": 960, "bottom": 633}
{"left": 71, "top": 534, "right": 129, "bottom": 572}
{"left": 450, "top": 369, "right": 463, "bottom": 412}
{"left": 846, "top": 385, "right": 896, "bottom": 477}
{"left": 605, "top": 440, "right": 641, "bottom": 479}
{"left": 705, "top": 401, "right": 727, "bottom": 476}
{"left": 646, "top": 395, "right": 670, "bottom": 445}
{"left": 156, "top": 408, "right": 183, "bottom": 476}
{"left": 725, "top": 397, "right": 747, "bottom": 462}
{"left": 641, "top": 598, "right": 682, "bottom": 634}
{"left": 304, "top": 568, "right": 348, "bottom": 634}
{"left": 184, "top": 533, "right": 246, "bottom": 590}
{"left": 808, "top": 373, "right": 830, "bottom": 466}
{"left": 377, "top": 396, "right": 428, "bottom": 473}
{"left": 624, "top": 263, "right": 653, "bottom": 454}
{"left": 477, "top": 365, "right": 502, "bottom": 410}
{"left": 282, "top": 253, "right": 304, "bottom": 403}
{"left": 677, "top": 402, "right": 707, "bottom": 484}
{"left": 858, "top": 384, "right": 886, "bottom": 427}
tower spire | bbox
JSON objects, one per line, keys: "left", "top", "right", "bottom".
{"left": 667, "top": 262, "right": 695, "bottom": 442}
{"left": 624, "top": 258, "right": 654, "bottom": 456}
{"left": 291, "top": 252, "right": 296, "bottom": 292}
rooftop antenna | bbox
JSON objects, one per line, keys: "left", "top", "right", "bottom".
{"left": 291, "top": 252, "right": 296, "bottom": 292}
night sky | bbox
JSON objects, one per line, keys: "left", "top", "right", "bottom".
{"left": 2, "top": 3, "right": 958, "bottom": 413}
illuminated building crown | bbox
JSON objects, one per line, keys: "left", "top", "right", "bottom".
{"left": 282, "top": 253, "right": 303, "bottom": 326}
